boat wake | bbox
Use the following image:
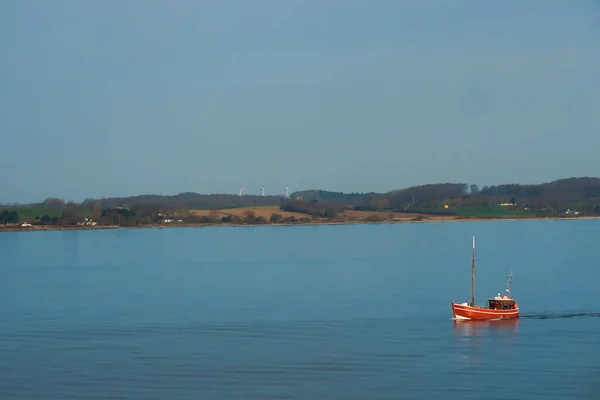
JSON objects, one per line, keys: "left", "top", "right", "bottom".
{"left": 521, "top": 312, "right": 600, "bottom": 320}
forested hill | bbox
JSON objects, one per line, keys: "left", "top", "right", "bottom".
{"left": 82, "top": 192, "right": 282, "bottom": 211}
{"left": 280, "top": 177, "right": 600, "bottom": 216}
{"left": 3, "top": 176, "right": 600, "bottom": 217}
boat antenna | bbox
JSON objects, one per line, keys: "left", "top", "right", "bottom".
{"left": 506, "top": 270, "right": 513, "bottom": 298}
{"left": 471, "top": 236, "right": 475, "bottom": 307}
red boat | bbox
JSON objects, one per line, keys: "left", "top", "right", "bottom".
{"left": 451, "top": 237, "right": 519, "bottom": 321}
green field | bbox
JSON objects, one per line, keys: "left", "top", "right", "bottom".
{"left": 407, "top": 206, "right": 542, "bottom": 218}
{"left": 404, "top": 208, "right": 456, "bottom": 216}
{"left": 454, "top": 206, "right": 537, "bottom": 218}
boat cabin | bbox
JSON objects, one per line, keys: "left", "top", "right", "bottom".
{"left": 488, "top": 294, "right": 517, "bottom": 310}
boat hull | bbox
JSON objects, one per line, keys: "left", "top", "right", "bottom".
{"left": 451, "top": 302, "right": 519, "bottom": 320}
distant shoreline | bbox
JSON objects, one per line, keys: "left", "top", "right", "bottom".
{"left": 1, "top": 215, "right": 599, "bottom": 233}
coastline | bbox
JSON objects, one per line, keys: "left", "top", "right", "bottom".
{"left": 1, "top": 215, "right": 599, "bottom": 233}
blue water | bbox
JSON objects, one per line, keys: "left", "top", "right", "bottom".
{"left": 1, "top": 220, "right": 599, "bottom": 399}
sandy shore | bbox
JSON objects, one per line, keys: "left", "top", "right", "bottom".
{"left": 1, "top": 215, "right": 599, "bottom": 233}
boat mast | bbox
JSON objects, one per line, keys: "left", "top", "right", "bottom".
{"left": 471, "top": 236, "right": 475, "bottom": 306}
{"left": 506, "top": 270, "right": 513, "bottom": 298}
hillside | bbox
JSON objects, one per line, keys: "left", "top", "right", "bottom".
{"left": 477, "top": 177, "right": 600, "bottom": 206}
{"left": 280, "top": 177, "right": 600, "bottom": 217}
{"left": 2, "top": 176, "right": 599, "bottom": 228}
{"left": 81, "top": 192, "right": 282, "bottom": 211}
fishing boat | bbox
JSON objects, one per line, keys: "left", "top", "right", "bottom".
{"left": 451, "top": 237, "right": 519, "bottom": 320}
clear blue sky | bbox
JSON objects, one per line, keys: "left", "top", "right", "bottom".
{"left": 1, "top": 0, "right": 599, "bottom": 203}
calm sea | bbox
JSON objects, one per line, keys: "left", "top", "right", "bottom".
{"left": 1, "top": 220, "right": 599, "bottom": 399}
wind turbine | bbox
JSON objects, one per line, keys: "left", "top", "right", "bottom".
{"left": 261, "top": 186, "right": 265, "bottom": 197}
{"left": 285, "top": 187, "right": 290, "bottom": 198}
